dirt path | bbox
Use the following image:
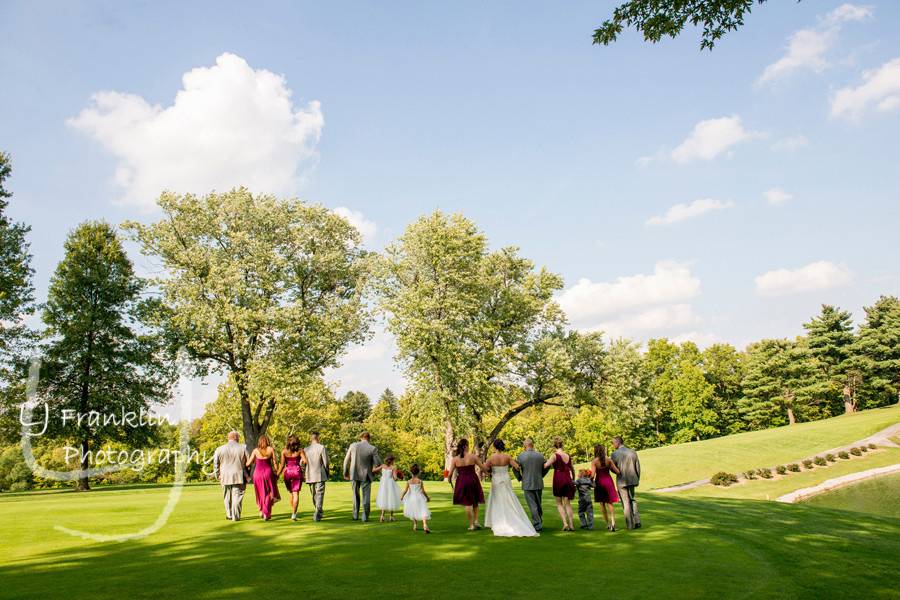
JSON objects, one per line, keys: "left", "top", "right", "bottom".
{"left": 652, "top": 421, "right": 900, "bottom": 494}
{"left": 776, "top": 462, "right": 900, "bottom": 503}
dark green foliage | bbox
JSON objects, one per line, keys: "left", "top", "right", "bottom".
{"left": 850, "top": 447, "right": 862, "bottom": 456}
{"left": 848, "top": 296, "right": 900, "bottom": 409}
{"left": 868, "top": 443, "right": 877, "bottom": 450}
{"left": 826, "top": 454, "right": 836, "bottom": 462}
{"left": 711, "top": 471, "right": 738, "bottom": 486}
{"left": 802, "top": 459, "right": 814, "bottom": 469}
{"left": 757, "top": 467, "right": 772, "bottom": 479}
{"left": 860, "top": 445, "right": 868, "bottom": 452}
{"left": 775, "top": 465, "right": 787, "bottom": 475}
{"left": 813, "top": 456, "right": 827, "bottom": 466}
{"left": 838, "top": 451, "right": 850, "bottom": 460}
{"left": 787, "top": 463, "right": 801, "bottom": 472}
{"left": 593, "top": 0, "right": 770, "bottom": 50}
{"left": 743, "top": 469, "right": 756, "bottom": 480}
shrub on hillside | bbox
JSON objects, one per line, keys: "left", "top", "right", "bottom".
{"left": 787, "top": 463, "right": 801, "bottom": 472}
{"left": 813, "top": 456, "right": 827, "bottom": 466}
{"left": 776, "top": 465, "right": 787, "bottom": 475}
{"left": 850, "top": 447, "right": 862, "bottom": 456}
{"left": 838, "top": 451, "right": 850, "bottom": 459}
{"left": 743, "top": 470, "right": 757, "bottom": 480}
{"left": 859, "top": 445, "right": 868, "bottom": 452}
{"left": 868, "top": 443, "right": 877, "bottom": 450}
{"left": 711, "top": 472, "right": 738, "bottom": 486}
{"left": 825, "top": 453, "right": 836, "bottom": 462}
{"left": 757, "top": 467, "right": 772, "bottom": 479}
{"left": 802, "top": 459, "right": 815, "bottom": 469}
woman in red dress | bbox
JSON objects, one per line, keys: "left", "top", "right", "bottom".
{"left": 544, "top": 437, "right": 576, "bottom": 531}
{"left": 449, "top": 438, "right": 486, "bottom": 531}
{"left": 591, "top": 443, "right": 620, "bottom": 531}
{"left": 277, "top": 434, "right": 307, "bottom": 521}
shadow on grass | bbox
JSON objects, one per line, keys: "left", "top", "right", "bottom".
{"left": 1, "top": 490, "right": 898, "bottom": 600}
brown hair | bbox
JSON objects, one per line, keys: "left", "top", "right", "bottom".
{"left": 384, "top": 454, "right": 395, "bottom": 466}
{"left": 492, "top": 439, "right": 505, "bottom": 452}
{"left": 553, "top": 437, "right": 564, "bottom": 449}
{"left": 257, "top": 435, "right": 270, "bottom": 451}
{"left": 286, "top": 435, "right": 300, "bottom": 453}
{"left": 456, "top": 438, "right": 469, "bottom": 456}
{"left": 409, "top": 463, "right": 421, "bottom": 476}
{"left": 594, "top": 443, "right": 607, "bottom": 463}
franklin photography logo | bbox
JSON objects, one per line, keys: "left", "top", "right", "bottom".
{"left": 18, "top": 351, "right": 198, "bottom": 542}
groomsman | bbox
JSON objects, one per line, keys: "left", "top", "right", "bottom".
{"left": 611, "top": 436, "right": 642, "bottom": 529}
{"left": 343, "top": 431, "right": 381, "bottom": 522}
{"left": 304, "top": 431, "right": 329, "bottom": 522}
{"left": 213, "top": 431, "right": 249, "bottom": 521}
{"left": 515, "top": 438, "right": 549, "bottom": 532}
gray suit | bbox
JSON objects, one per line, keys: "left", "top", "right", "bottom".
{"left": 516, "top": 449, "right": 548, "bottom": 531}
{"left": 343, "top": 440, "right": 381, "bottom": 521}
{"left": 213, "top": 440, "right": 249, "bottom": 521}
{"left": 304, "top": 441, "right": 329, "bottom": 521}
{"left": 611, "top": 445, "right": 641, "bottom": 529}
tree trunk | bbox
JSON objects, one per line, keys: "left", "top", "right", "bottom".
{"left": 443, "top": 418, "right": 455, "bottom": 479}
{"left": 787, "top": 407, "right": 796, "bottom": 425}
{"left": 843, "top": 386, "right": 855, "bottom": 414}
{"left": 77, "top": 438, "right": 90, "bottom": 491}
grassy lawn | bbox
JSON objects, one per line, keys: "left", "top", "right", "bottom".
{"left": 632, "top": 404, "right": 900, "bottom": 489}
{"left": 1, "top": 481, "right": 899, "bottom": 599}
{"left": 677, "top": 447, "right": 900, "bottom": 501}
{"left": 804, "top": 471, "right": 900, "bottom": 519}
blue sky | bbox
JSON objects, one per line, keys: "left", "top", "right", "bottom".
{"left": 2, "top": 1, "right": 899, "bottom": 410}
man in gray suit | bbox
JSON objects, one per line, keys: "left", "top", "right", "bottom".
{"left": 343, "top": 431, "right": 381, "bottom": 522}
{"left": 213, "top": 431, "right": 249, "bottom": 521}
{"left": 611, "top": 436, "right": 642, "bottom": 529}
{"left": 514, "top": 438, "right": 549, "bottom": 532}
{"left": 304, "top": 431, "right": 329, "bottom": 522}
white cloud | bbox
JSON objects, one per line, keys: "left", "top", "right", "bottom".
{"left": 831, "top": 57, "right": 900, "bottom": 120}
{"left": 758, "top": 3, "right": 872, "bottom": 85}
{"left": 333, "top": 207, "right": 377, "bottom": 243}
{"left": 646, "top": 198, "right": 734, "bottom": 226}
{"left": 597, "top": 304, "right": 699, "bottom": 338}
{"left": 755, "top": 261, "right": 853, "bottom": 296}
{"left": 670, "top": 116, "right": 755, "bottom": 163}
{"left": 670, "top": 331, "right": 720, "bottom": 347}
{"left": 771, "top": 134, "right": 809, "bottom": 152}
{"left": 558, "top": 261, "right": 700, "bottom": 324}
{"left": 68, "top": 52, "right": 324, "bottom": 210}
{"left": 763, "top": 188, "right": 793, "bottom": 206}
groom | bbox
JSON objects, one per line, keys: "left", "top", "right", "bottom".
{"left": 343, "top": 431, "right": 381, "bottom": 522}
{"left": 213, "top": 431, "right": 249, "bottom": 521}
{"left": 611, "top": 435, "right": 642, "bottom": 529}
{"left": 515, "top": 438, "right": 549, "bottom": 532}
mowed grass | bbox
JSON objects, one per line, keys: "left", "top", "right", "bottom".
{"left": 1, "top": 481, "right": 899, "bottom": 599}
{"left": 678, "top": 447, "right": 900, "bottom": 501}
{"left": 634, "top": 404, "right": 900, "bottom": 489}
{"left": 804, "top": 471, "right": 900, "bottom": 519}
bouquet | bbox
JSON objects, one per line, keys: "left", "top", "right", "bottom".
{"left": 395, "top": 469, "right": 404, "bottom": 480}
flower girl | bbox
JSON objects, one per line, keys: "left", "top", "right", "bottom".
{"left": 375, "top": 455, "right": 402, "bottom": 522}
{"left": 400, "top": 463, "right": 431, "bottom": 533}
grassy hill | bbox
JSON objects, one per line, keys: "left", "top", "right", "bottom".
{"left": 1, "top": 481, "right": 899, "bottom": 599}
{"left": 633, "top": 404, "right": 900, "bottom": 490}
{"left": 804, "top": 471, "right": 900, "bottom": 518}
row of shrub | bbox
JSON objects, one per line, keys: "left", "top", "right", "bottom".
{"left": 711, "top": 443, "right": 878, "bottom": 487}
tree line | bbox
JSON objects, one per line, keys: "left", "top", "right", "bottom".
{"left": 0, "top": 155, "right": 897, "bottom": 490}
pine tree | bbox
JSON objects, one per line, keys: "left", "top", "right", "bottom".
{"left": 849, "top": 296, "right": 900, "bottom": 408}
{"left": 740, "top": 339, "right": 819, "bottom": 429}
{"left": 39, "top": 222, "right": 173, "bottom": 490}
{"left": 801, "top": 305, "right": 855, "bottom": 414}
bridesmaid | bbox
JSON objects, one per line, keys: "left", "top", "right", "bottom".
{"left": 277, "top": 435, "right": 307, "bottom": 521}
{"left": 544, "top": 437, "right": 576, "bottom": 531}
{"left": 591, "top": 443, "right": 620, "bottom": 531}
{"left": 449, "top": 438, "right": 486, "bottom": 531}
{"left": 247, "top": 435, "right": 279, "bottom": 521}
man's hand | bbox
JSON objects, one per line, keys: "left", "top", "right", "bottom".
{"left": 344, "top": 474, "right": 350, "bottom": 481}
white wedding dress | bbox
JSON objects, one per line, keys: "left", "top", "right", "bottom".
{"left": 484, "top": 466, "right": 539, "bottom": 537}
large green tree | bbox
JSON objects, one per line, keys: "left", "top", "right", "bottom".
{"left": 849, "top": 296, "right": 900, "bottom": 408}
{"left": 801, "top": 305, "right": 856, "bottom": 414}
{"left": 126, "top": 188, "right": 370, "bottom": 451}
{"left": 375, "top": 211, "right": 562, "bottom": 467}
{"left": 701, "top": 343, "right": 745, "bottom": 434}
{"left": 39, "top": 222, "right": 172, "bottom": 490}
{"left": 0, "top": 152, "right": 35, "bottom": 391}
{"left": 593, "top": 0, "right": 775, "bottom": 50}
{"left": 739, "top": 338, "right": 818, "bottom": 429}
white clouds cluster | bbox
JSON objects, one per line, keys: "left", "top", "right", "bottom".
{"left": 333, "top": 207, "right": 377, "bottom": 243}
{"left": 831, "top": 57, "right": 900, "bottom": 120}
{"left": 755, "top": 261, "right": 853, "bottom": 296}
{"left": 763, "top": 187, "right": 793, "bottom": 206}
{"left": 670, "top": 116, "right": 756, "bottom": 164}
{"left": 68, "top": 52, "right": 324, "bottom": 211}
{"left": 771, "top": 134, "right": 809, "bottom": 152}
{"left": 558, "top": 261, "right": 703, "bottom": 339}
{"left": 757, "top": 3, "right": 872, "bottom": 85}
{"left": 646, "top": 198, "right": 734, "bottom": 226}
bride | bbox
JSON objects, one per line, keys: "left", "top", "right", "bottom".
{"left": 484, "top": 439, "right": 539, "bottom": 537}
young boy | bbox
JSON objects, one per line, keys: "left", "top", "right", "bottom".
{"left": 575, "top": 469, "right": 596, "bottom": 530}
